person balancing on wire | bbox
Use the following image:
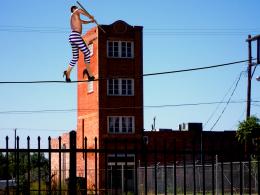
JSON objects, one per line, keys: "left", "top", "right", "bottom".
{"left": 63, "top": 5, "right": 95, "bottom": 82}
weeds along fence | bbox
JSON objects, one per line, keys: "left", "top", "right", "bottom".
{"left": 0, "top": 130, "right": 259, "bottom": 195}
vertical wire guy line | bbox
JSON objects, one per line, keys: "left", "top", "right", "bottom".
{"left": 210, "top": 71, "right": 243, "bottom": 131}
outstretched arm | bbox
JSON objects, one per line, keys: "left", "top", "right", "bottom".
{"left": 81, "top": 19, "right": 94, "bottom": 24}
{"left": 78, "top": 9, "right": 94, "bottom": 20}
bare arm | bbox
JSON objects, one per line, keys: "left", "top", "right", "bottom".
{"left": 78, "top": 9, "right": 94, "bottom": 20}
{"left": 81, "top": 19, "right": 94, "bottom": 24}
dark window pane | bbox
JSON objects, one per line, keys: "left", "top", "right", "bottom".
{"left": 114, "top": 80, "right": 119, "bottom": 95}
{"left": 122, "top": 42, "right": 126, "bottom": 57}
{"left": 127, "top": 80, "right": 132, "bottom": 95}
{"left": 127, "top": 42, "right": 132, "bottom": 57}
{"left": 128, "top": 117, "right": 133, "bottom": 132}
{"left": 122, "top": 117, "right": 127, "bottom": 132}
{"left": 114, "top": 42, "right": 119, "bottom": 57}
{"left": 109, "top": 117, "right": 114, "bottom": 132}
{"left": 115, "top": 118, "right": 119, "bottom": 132}
{"left": 122, "top": 80, "right": 127, "bottom": 95}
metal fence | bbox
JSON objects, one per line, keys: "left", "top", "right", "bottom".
{"left": 138, "top": 161, "right": 259, "bottom": 195}
{"left": 0, "top": 130, "right": 259, "bottom": 195}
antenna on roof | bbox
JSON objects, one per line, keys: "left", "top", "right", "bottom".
{"left": 151, "top": 116, "right": 156, "bottom": 131}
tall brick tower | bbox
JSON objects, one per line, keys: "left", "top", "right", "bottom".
{"left": 76, "top": 20, "right": 143, "bottom": 192}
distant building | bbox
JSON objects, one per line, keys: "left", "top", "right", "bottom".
{"left": 0, "top": 179, "right": 16, "bottom": 192}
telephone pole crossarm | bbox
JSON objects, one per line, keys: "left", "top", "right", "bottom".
{"left": 246, "top": 34, "right": 260, "bottom": 42}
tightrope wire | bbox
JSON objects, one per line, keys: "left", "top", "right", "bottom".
{"left": 0, "top": 59, "right": 253, "bottom": 84}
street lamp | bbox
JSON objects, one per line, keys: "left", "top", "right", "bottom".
{"left": 257, "top": 76, "right": 260, "bottom": 81}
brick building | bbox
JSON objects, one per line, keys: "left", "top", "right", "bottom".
{"left": 77, "top": 20, "right": 144, "bottom": 191}
{"left": 52, "top": 20, "right": 144, "bottom": 191}
{"left": 51, "top": 20, "right": 245, "bottom": 193}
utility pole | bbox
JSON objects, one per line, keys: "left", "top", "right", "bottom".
{"left": 246, "top": 34, "right": 260, "bottom": 119}
{"left": 247, "top": 35, "right": 252, "bottom": 119}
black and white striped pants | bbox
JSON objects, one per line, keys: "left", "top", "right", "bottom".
{"left": 69, "top": 31, "right": 90, "bottom": 67}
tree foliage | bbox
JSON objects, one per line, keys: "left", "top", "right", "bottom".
{"left": 0, "top": 151, "right": 49, "bottom": 193}
{"left": 236, "top": 116, "right": 260, "bottom": 144}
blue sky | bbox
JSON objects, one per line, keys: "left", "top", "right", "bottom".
{"left": 0, "top": 0, "right": 260, "bottom": 148}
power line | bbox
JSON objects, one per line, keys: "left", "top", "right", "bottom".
{"left": 0, "top": 80, "right": 89, "bottom": 84}
{"left": 204, "top": 71, "right": 245, "bottom": 128}
{"left": 143, "top": 59, "right": 254, "bottom": 77}
{"left": 0, "top": 100, "right": 259, "bottom": 115}
{"left": 0, "top": 128, "right": 68, "bottom": 132}
{"left": 0, "top": 59, "right": 253, "bottom": 84}
{"left": 145, "top": 100, "right": 260, "bottom": 108}
{"left": 210, "top": 71, "right": 243, "bottom": 131}
{"left": 1, "top": 25, "right": 260, "bottom": 36}
{"left": 0, "top": 25, "right": 69, "bottom": 34}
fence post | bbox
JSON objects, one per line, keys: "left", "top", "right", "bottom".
{"left": 69, "top": 130, "right": 77, "bottom": 195}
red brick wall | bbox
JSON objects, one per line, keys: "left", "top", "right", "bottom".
{"left": 50, "top": 133, "right": 70, "bottom": 182}
{"left": 77, "top": 22, "right": 144, "bottom": 151}
{"left": 77, "top": 26, "right": 100, "bottom": 189}
{"left": 76, "top": 114, "right": 99, "bottom": 188}
{"left": 98, "top": 21, "right": 144, "bottom": 140}
{"left": 76, "top": 21, "right": 144, "bottom": 190}
{"left": 143, "top": 130, "right": 244, "bottom": 164}
{"left": 77, "top": 26, "right": 99, "bottom": 144}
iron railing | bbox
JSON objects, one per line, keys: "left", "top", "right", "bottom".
{"left": 0, "top": 130, "right": 259, "bottom": 195}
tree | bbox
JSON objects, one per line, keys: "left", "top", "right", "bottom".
{"left": 236, "top": 116, "right": 260, "bottom": 144}
{"left": 236, "top": 116, "right": 260, "bottom": 178}
{"left": 0, "top": 151, "right": 49, "bottom": 193}
{"left": 0, "top": 153, "right": 5, "bottom": 178}
{"left": 0, "top": 152, "right": 16, "bottom": 179}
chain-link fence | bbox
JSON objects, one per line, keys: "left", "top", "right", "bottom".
{"left": 138, "top": 161, "right": 259, "bottom": 195}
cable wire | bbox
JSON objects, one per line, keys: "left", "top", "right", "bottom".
{"left": 204, "top": 70, "right": 246, "bottom": 128}
{"left": 209, "top": 71, "right": 243, "bottom": 131}
{"left": 0, "top": 128, "right": 68, "bottom": 132}
{"left": 142, "top": 59, "right": 251, "bottom": 77}
{"left": 1, "top": 25, "right": 260, "bottom": 37}
{"left": 0, "top": 100, "right": 259, "bottom": 115}
{"left": 252, "top": 104, "right": 260, "bottom": 107}
{"left": 0, "top": 59, "right": 253, "bottom": 84}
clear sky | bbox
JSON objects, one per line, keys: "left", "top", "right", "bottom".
{"left": 0, "top": 0, "right": 260, "bottom": 148}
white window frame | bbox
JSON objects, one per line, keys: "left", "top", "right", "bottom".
{"left": 88, "top": 43, "right": 94, "bottom": 56}
{"left": 107, "top": 78, "right": 134, "bottom": 96}
{"left": 107, "top": 41, "right": 134, "bottom": 58}
{"left": 107, "top": 154, "right": 135, "bottom": 166}
{"left": 107, "top": 116, "right": 135, "bottom": 134}
{"left": 87, "top": 81, "right": 94, "bottom": 93}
